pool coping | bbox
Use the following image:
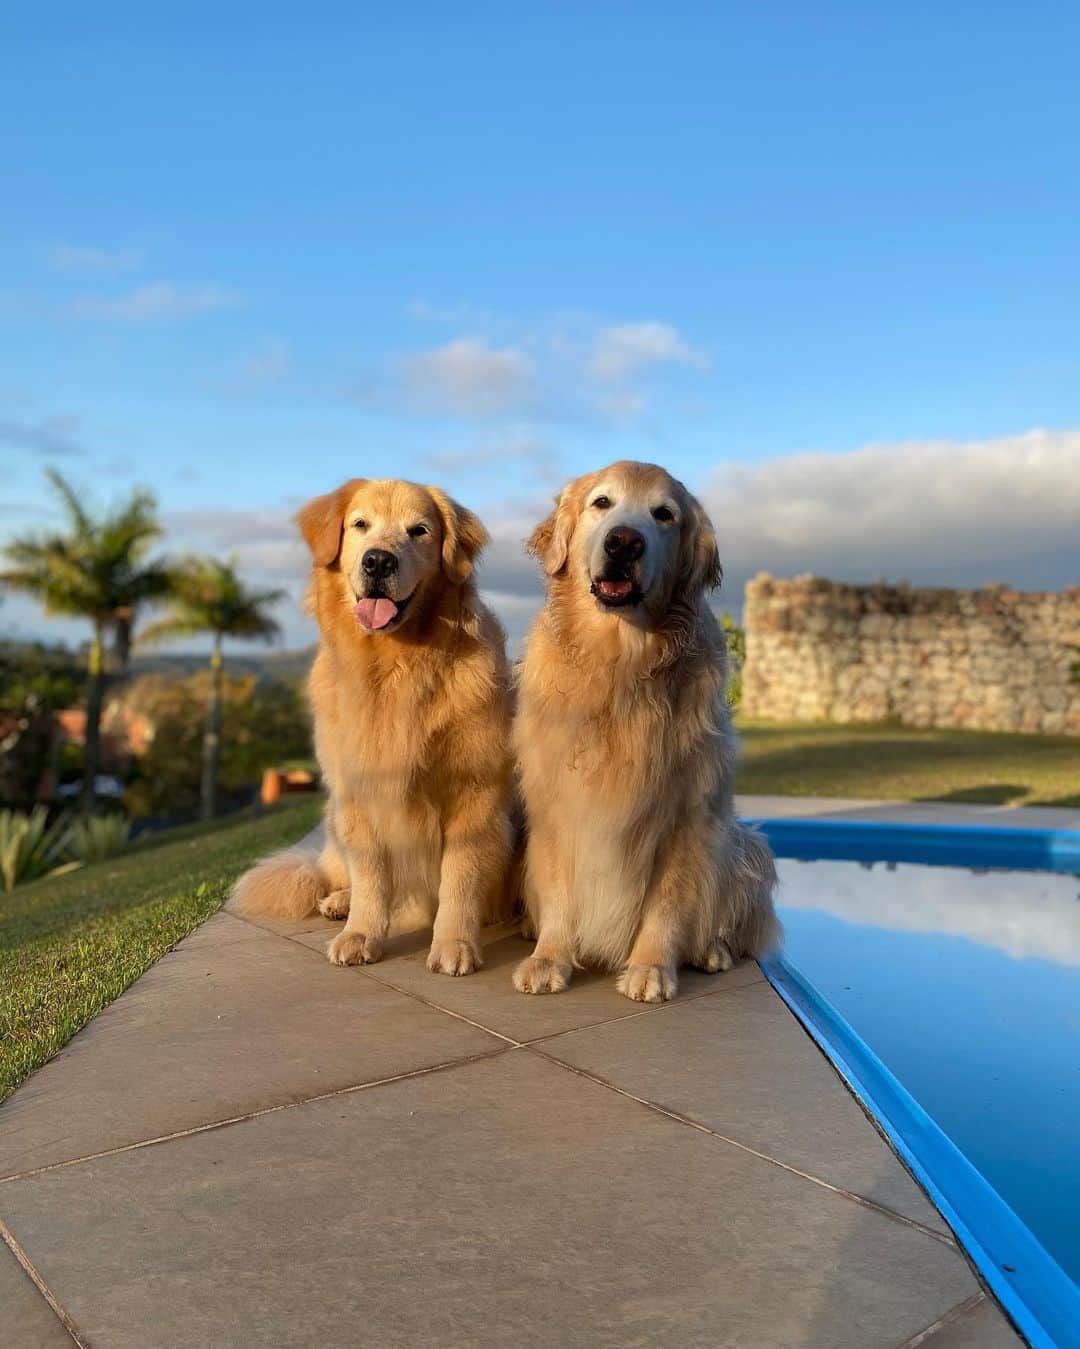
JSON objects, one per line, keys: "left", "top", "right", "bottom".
{"left": 747, "top": 816, "right": 1080, "bottom": 873}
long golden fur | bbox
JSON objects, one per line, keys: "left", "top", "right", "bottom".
{"left": 230, "top": 478, "right": 514, "bottom": 976}
{"left": 513, "top": 460, "right": 779, "bottom": 1002}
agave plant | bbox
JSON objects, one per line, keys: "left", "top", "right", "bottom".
{"left": 67, "top": 813, "right": 132, "bottom": 864}
{"left": 0, "top": 807, "right": 75, "bottom": 893}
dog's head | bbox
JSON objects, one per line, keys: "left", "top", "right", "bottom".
{"left": 298, "top": 478, "right": 487, "bottom": 634}
{"left": 527, "top": 460, "right": 721, "bottom": 625}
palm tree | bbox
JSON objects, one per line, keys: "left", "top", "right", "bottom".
{"left": 1, "top": 470, "right": 170, "bottom": 812}
{"left": 141, "top": 558, "right": 284, "bottom": 819}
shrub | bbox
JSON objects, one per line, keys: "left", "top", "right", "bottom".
{"left": 0, "top": 807, "right": 75, "bottom": 893}
{"left": 719, "top": 612, "right": 745, "bottom": 707}
{"left": 68, "top": 813, "right": 132, "bottom": 864}
{"left": 123, "top": 673, "right": 311, "bottom": 820}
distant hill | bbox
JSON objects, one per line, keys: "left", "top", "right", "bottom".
{"left": 127, "top": 647, "right": 316, "bottom": 684}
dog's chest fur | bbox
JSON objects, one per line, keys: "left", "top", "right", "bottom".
{"left": 522, "top": 673, "right": 701, "bottom": 966}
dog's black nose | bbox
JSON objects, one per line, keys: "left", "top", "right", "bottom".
{"left": 362, "top": 548, "right": 398, "bottom": 580}
{"left": 603, "top": 526, "right": 645, "bottom": 562}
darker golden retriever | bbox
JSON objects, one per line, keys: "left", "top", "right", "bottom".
{"left": 231, "top": 478, "right": 514, "bottom": 976}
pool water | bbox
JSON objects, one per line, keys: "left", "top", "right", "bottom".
{"left": 773, "top": 857, "right": 1080, "bottom": 1284}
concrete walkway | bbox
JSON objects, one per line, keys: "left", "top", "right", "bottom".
{"left": 0, "top": 808, "right": 1030, "bottom": 1347}
{"left": 738, "top": 793, "right": 1080, "bottom": 831}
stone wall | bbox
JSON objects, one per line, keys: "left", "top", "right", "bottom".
{"left": 741, "top": 575, "right": 1080, "bottom": 734}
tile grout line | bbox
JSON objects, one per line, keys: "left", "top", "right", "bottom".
{"left": 895, "top": 1292, "right": 987, "bottom": 1347}
{"left": 520, "top": 974, "right": 768, "bottom": 1045}
{"left": 0, "top": 1047, "right": 513, "bottom": 1187}
{"left": 525, "top": 1043, "right": 957, "bottom": 1248}
{"left": 106, "top": 915, "right": 955, "bottom": 1251}
{"left": 273, "top": 919, "right": 768, "bottom": 1047}
{"left": 0, "top": 1215, "right": 87, "bottom": 1346}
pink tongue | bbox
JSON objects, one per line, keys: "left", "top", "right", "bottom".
{"left": 354, "top": 597, "right": 399, "bottom": 630}
{"left": 598, "top": 579, "right": 633, "bottom": 599}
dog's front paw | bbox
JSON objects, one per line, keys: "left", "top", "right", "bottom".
{"left": 327, "top": 931, "right": 383, "bottom": 966}
{"left": 427, "top": 938, "right": 482, "bottom": 977}
{"left": 617, "top": 963, "right": 677, "bottom": 1003}
{"left": 318, "top": 888, "right": 350, "bottom": 920}
{"left": 513, "top": 955, "right": 571, "bottom": 995}
{"left": 696, "top": 938, "right": 734, "bottom": 974}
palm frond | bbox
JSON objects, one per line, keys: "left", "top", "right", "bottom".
{"left": 142, "top": 556, "right": 285, "bottom": 648}
{"left": 44, "top": 468, "right": 93, "bottom": 539}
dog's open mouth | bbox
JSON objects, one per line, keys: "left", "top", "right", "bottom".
{"left": 353, "top": 590, "right": 414, "bottom": 631}
{"left": 591, "top": 576, "right": 642, "bottom": 608}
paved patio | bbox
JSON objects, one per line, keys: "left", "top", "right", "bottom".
{"left": 0, "top": 804, "right": 1031, "bottom": 1347}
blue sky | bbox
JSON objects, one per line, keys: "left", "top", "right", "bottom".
{"left": 3, "top": 3, "right": 1079, "bottom": 647}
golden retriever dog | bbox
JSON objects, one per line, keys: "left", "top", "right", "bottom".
{"left": 513, "top": 460, "right": 778, "bottom": 1002}
{"left": 231, "top": 478, "right": 514, "bottom": 976}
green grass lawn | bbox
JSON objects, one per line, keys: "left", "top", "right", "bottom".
{"left": 0, "top": 795, "right": 323, "bottom": 1102}
{"left": 737, "top": 720, "right": 1080, "bottom": 808}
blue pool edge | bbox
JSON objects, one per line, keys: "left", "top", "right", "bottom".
{"left": 753, "top": 813, "right": 1080, "bottom": 1348}
{"left": 745, "top": 817, "right": 1080, "bottom": 874}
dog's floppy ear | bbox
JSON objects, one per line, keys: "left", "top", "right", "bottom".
{"left": 527, "top": 488, "right": 575, "bottom": 577}
{"left": 429, "top": 487, "right": 488, "bottom": 584}
{"left": 678, "top": 491, "right": 723, "bottom": 597}
{"left": 297, "top": 479, "right": 367, "bottom": 568}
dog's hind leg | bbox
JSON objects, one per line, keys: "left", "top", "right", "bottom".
{"left": 315, "top": 826, "right": 352, "bottom": 919}
{"left": 715, "top": 822, "right": 781, "bottom": 959}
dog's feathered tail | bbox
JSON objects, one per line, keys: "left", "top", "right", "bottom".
{"left": 716, "top": 821, "right": 781, "bottom": 959}
{"left": 229, "top": 850, "right": 331, "bottom": 920}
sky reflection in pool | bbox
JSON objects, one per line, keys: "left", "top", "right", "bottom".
{"left": 775, "top": 858, "right": 1080, "bottom": 1283}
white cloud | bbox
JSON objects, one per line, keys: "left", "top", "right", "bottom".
{"left": 704, "top": 427, "right": 1080, "bottom": 607}
{"left": 777, "top": 857, "right": 1080, "bottom": 967}
{"left": 352, "top": 313, "right": 707, "bottom": 426}
{"left": 0, "top": 412, "right": 86, "bottom": 457}
{"left": 71, "top": 281, "right": 241, "bottom": 321}
{"left": 422, "top": 428, "right": 558, "bottom": 481}
{"left": 588, "top": 321, "right": 706, "bottom": 382}
{"left": 401, "top": 337, "right": 534, "bottom": 418}
{"left": 590, "top": 388, "right": 647, "bottom": 422}
{"left": 212, "top": 338, "right": 291, "bottom": 396}
{"left": 47, "top": 242, "right": 143, "bottom": 274}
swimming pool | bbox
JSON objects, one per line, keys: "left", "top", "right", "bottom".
{"left": 752, "top": 824, "right": 1080, "bottom": 1349}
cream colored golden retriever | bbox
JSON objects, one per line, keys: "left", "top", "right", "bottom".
{"left": 231, "top": 478, "right": 514, "bottom": 975}
{"left": 513, "top": 460, "right": 778, "bottom": 1002}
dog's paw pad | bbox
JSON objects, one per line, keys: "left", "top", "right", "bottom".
{"left": 426, "top": 939, "right": 482, "bottom": 976}
{"left": 513, "top": 956, "right": 571, "bottom": 995}
{"left": 318, "top": 889, "right": 350, "bottom": 921}
{"left": 327, "top": 931, "right": 382, "bottom": 966}
{"left": 617, "top": 964, "right": 676, "bottom": 1003}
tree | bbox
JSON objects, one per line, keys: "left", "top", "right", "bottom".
{"left": 140, "top": 558, "right": 284, "bottom": 818}
{"left": 122, "top": 672, "right": 311, "bottom": 821}
{"left": 719, "top": 612, "right": 746, "bottom": 708}
{"left": 0, "top": 471, "right": 170, "bottom": 812}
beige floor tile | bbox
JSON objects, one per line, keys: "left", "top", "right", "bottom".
{"left": 0, "top": 916, "right": 501, "bottom": 1181}
{"left": 543, "top": 979, "right": 950, "bottom": 1232}
{"left": 0, "top": 1051, "right": 979, "bottom": 1349}
{"left": 291, "top": 923, "right": 764, "bottom": 1043}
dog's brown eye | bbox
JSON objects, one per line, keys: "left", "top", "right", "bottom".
{"left": 592, "top": 495, "right": 612, "bottom": 510}
{"left": 408, "top": 524, "right": 429, "bottom": 538}
{"left": 652, "top": 505, "right": 675, "bottom": 523}
{"left": 353, "top": 519, "right": 368, "bottom": 531}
